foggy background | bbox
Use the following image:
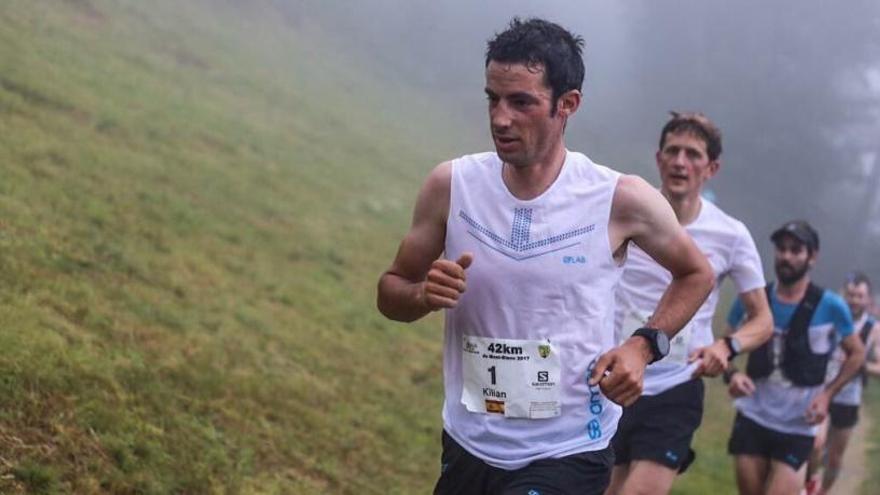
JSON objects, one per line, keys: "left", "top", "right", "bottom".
{"left": 289, "top": 0, "right": 880, "bottom": 289}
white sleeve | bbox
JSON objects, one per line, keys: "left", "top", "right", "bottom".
{"left": 729, "top": 223, "right": 766, "bottom": 294}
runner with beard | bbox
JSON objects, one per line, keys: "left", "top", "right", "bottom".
{"left": 803, "top": 272, "right": 880, "bottom": 495}
{"left": 724, "top": 221, "right": 865, "bottom": 495}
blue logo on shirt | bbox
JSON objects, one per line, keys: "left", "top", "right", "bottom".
{"left": 585, "top": 357, "right": 604, "bottom": 439}
{"left": 460, "top": 208, "right": 594, "bottom": 261}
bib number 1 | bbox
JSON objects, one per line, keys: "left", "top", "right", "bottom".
{"left": 461, "top": 336, "right": 562, "bottom": 419}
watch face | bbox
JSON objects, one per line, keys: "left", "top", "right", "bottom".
{"left": 730, "top": 337, "right": 742, "bottom": 354}
{"left": 656, "top": 331, "right": 670, "bottom": 356}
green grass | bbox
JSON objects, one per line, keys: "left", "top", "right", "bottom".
{"left": 860, "top": 382, "right": 880, "bottom": 494}
{"left": 0, "top": 0, "right": 468, "bottom": 492}
{"left": 0, "top": 1, "right": 874, "bottom": 493}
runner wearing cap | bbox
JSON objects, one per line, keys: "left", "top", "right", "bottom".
{"left": 724, "top": 220, "right": 865, "bottom": 495}
{"left": 604, "top": 112, "right": 772, "bottom": 495}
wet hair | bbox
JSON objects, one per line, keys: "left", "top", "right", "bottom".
{"left": 659, "top": 111, "right": 723, "bottom": 161}
{"left": 846, "top": 271, "right": 873, "bottom": 294}
{"left": 486, "top": 17, "right": 585, "bottom": 115}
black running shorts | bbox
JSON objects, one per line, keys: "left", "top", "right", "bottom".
{"left": 829, "top": 403, "right": 859, "bottom": 429}
{"left": 433, "top": 431, "right": 614, "bottom": 495}
{"left": 727, "top": 412, "right": 814, "bottom": 470}
{"left": 610, "top": 378, "right": 704, "bottom": 473}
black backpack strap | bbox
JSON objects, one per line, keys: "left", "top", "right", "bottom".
{"left": 787, "top": 283, "right": 823, "bottom": 337}
{"left": 860, "top": 319, "right": 873, "bottom": 343}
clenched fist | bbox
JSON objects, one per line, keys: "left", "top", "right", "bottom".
{"left": 421, "top": 253, "right": 474, "bottom": 311}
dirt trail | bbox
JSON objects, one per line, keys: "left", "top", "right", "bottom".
{"left": 829, "top": 409, "right": 872, "bottom": 495}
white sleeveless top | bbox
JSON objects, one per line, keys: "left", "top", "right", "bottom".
{"left": 442, "top": 151, "right": 623, "bottom": 470}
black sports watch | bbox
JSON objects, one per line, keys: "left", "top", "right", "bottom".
{"left": 632, "top": 327, "right": 670, "bottom": 364}
{"left": 723, "top": 335, "right": 742, "bottom": 359}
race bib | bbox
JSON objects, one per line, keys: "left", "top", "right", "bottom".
{"left": 619, "top": 308, "right": 691, "bottom": 365}
{"left": 461, "top": 336, "right": 562, "bottom": 419}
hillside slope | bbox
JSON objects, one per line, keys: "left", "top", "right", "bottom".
{"left": 0, "top": 1, "right": 473, "bottom": 493}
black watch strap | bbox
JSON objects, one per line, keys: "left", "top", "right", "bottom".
{"left": 723, "top": 336, "right": 739, "bottom": 359}
{"left": 632, "top": 327, "right": 670, "bottom": 364}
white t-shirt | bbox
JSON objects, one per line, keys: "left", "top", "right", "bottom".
{"left": 615, "top": 198, "right": 765, "bottom": 396}
{"left": 443, "top": 151, "right": 624, "bottom": 470}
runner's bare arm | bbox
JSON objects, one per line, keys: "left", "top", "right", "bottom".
{"left": 825, "top": 333, "right": 866, "bottom": 396}
{"left": 866, "top": 323, "right": 880, "bottom": 376}
{"left": 377, "top": 162, "right": 473, "bottom": 322}
{"left": 806, "top": 333, "right": 865, "bottom": 423}
{"left": 691, "top": 288, "right": 772, "bottom": 377}
{"left": 726, "top": 288, "right": 773, "bottom": 351}
{"left": 610, "top": 175, "right": 714, "bottom": 339}
{"left": 590, "top": 175, "right": 714, "bottom": 406}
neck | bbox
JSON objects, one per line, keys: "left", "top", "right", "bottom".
{"left": 502, "top": 144, "right": 567, "bottom": 201}
{"left": 662, "top": 189, "right": 703, "bottom": 225}
{"left": 852, "top": 309, "right": 865, "bottom": 321}
{"left": 776, "top": 276, "right": 811, "bottom": 304}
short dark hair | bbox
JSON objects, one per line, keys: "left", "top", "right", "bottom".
{"left": 659, "top": 111, "right": 723, "bottom": 161}
{"left": 486, "top": 18, "right": 585, "bottom": 115}
{"left": 846, "top": 271, "right": 873, "bottom": 294}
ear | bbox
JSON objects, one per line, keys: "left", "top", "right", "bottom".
{"left": 556, "top": 89, "right": 581, "bottom": 118}
{"left": 705, "top": 160, "right": 721, "bottom": 179}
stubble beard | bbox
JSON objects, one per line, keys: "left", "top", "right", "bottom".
{"left": 775, "top": 261, "right": 810, "bottom": 286}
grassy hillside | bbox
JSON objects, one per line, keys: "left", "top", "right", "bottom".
{"left": 860, "top": 381, "right": 879, "bottom": 494}
{"left": 1, "top": 1, "right": 872, "bottom": 494}
{"left": 0, "top": 0, "right": 477, "bottom": 493}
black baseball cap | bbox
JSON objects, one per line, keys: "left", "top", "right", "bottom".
{"left": 771, "top": 220, "right": 819, "bottom": 251}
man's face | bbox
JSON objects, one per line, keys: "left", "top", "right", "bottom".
{"left": 773, "top": 235, "right": 814, "bottom": 285}
{"left": 844, "top": 282, "right": 871, "bottom": 318}
{"left": 485, "top": 61, "right": 571, "bottom": 168}
{"left": 656, "top": 131, "right": 718, "bottom": 200}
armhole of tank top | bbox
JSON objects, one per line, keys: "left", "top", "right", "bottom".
{"left": 604, "top": 172, "right": 625, "bottom": 268}
{"left": 447, "top": 158, "right": 463, "bottom": 234}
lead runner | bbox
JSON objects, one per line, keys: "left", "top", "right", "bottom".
{"left": 377, "top": 18, "right": 713, "bottom": 495}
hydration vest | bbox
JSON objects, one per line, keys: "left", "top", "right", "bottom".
{"left": 746, "top": 283, "right": 829, "bottom": 386}
{"left": 860, "top": 317, "right": 875, "bottom": 386}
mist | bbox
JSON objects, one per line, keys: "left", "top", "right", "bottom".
{"left": 291, "top": 0, "right": 880, "bottom": 289}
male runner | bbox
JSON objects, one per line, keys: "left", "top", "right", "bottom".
{"left": 805, "top": 272, "right": 880, "bottom": 495}
{"left": 376, "top": 18, "right": 714, "bottom": 495}
{"left": 725, "top": 221, "right": 865, "bottom": 495}
{"left": 605, "top": 112, "right": 773, "bottom": 495}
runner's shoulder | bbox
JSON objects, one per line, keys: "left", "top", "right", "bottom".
{"left": 694, "top": 200, "right": 753, "bottom": 241}
{"left": 817, "top": 290, "right": 855, "bottom": 336}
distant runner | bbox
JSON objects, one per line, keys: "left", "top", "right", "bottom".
{"left": 724, "top": 221, "right": 865, "bottom": 495}
{"left": 376, "top": 18, "right": 714, "bottom": 495}
{"left": 605, "top": 112, "right": 772, "bottom": 495}
{"left": 804, "top": 272, "right": 880, "bottom": 495}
